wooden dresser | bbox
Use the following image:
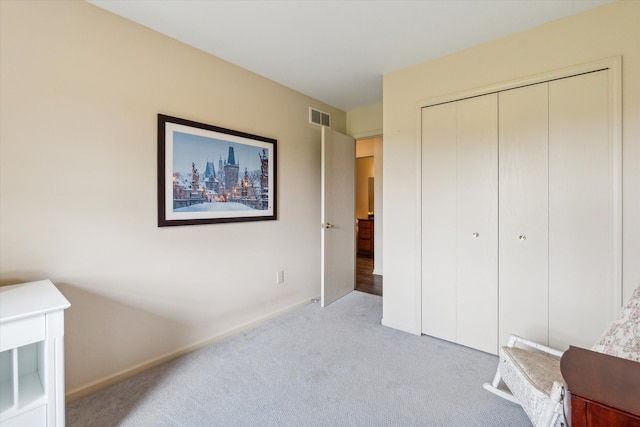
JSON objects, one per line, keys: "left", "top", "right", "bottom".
{"left": 561, "top": 346, "right": 640, "bottom": 427}
{"left": 357, "top": 218, "right": 374, "bottom": 257}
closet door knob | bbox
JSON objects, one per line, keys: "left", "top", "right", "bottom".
{"left": 519, "top": 235, "right": 527, "bottom": 241}
{"left": 472, "top": 232, "right": 480, "bottom": 238}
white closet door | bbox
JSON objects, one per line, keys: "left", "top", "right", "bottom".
{"left": 456, "top": 94, "right": 498, "bottom": 354}
{"left": 548, "top": 70, "right": 614, "bottom": 350}
{"left": 421, "top": 102, "right": 457, "bottom": 342}
{"left": 498, "top": 83, "right": 549, "bottom": 347}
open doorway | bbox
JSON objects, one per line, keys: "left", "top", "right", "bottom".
{"left": 355, "top": 137, "right": 382, "bottom": 296}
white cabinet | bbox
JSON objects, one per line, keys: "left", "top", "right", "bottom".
{"left": 422, "top": 93, "right": 498, "bottom": 354}
{"left": 421, "top": 69, "right": 617, "bottom": 354}
{"left": 0, "top": 280, "right": 70, "bottom": 427}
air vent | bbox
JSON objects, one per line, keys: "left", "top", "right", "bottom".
{"left": 309, "top": 107, "right": 331, "bottom": 127}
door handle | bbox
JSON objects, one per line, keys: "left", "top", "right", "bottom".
{"left": 323, "top": 223, "right": 334, "bottom": 229}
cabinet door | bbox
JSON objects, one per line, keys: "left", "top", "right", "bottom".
{"left": 421, "top": 102, "right": 457, "bottom": 342}
{"left": 498, "top": 83, "right": 549, "bottom": 347}
{"left": 456, "top": 94, "right": 498, "bottom": 354}
{"left": 549, "top": 70, "right": 614, "bottom": 350}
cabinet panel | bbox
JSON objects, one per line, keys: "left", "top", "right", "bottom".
{"left": 421, "top": 102, "right": 457, "bottom": 342}
{"left": 0, "top": 316, "right": 45, "bottom": 352}
{"left": 1, "top": 405, "right": 46, "bottom": 427}
{"left": 498, "top": 83, "right": 549, "bottom": 347}
{"left": 456, "top": 94, "right": 498, "bottom": 354}
{"left": 549, "top": 70, "right": 613, "bottom": 350}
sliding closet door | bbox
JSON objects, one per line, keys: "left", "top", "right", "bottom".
{"left": 421, "top": 102, "right": 457, "bottom": 343}
{"left": 498, "top": 83, "right": 549, "bottom": 347}
{"left": 456, "top": 94, "right": 498, "bottom": 354}
{"left": 548, "top": 70, "right": 614, "bottom": 350}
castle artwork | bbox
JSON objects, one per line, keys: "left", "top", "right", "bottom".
{"left": 158, "top": 115, "right": 276, "bottom": 226}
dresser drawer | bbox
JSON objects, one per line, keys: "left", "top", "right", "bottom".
{"left": 359, "top": 229, "right": 372, "bottom": 239}
{"left": 358, "top": 220, "right": 372, "bottom": 229}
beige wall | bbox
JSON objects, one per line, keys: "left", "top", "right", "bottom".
{"left": 0, "top": 0, "right": 346, "bottom": 398}
{"left": 347, "top": 103, "right": 382, "bottom": 139}
{"left": 356, "top": 138, "right": 375, "bottom": 158}
{"left": 383, "top": 1, "right": 640, "bottom": 334}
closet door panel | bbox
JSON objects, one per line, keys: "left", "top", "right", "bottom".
{"left": 498, "top": 83, "right": 549, "bottom": 347}
{"left": 549, "top": 70, "right": 613, "bottom": 350}
{"left": 456, "top": 94, "right": 498, "bottom": 354}
{"left": 421, "top": 103, "right": 457, "bottom": 341}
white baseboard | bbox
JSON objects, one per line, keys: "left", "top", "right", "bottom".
{"left": 65, "top": 298, "right": 313, "bottom": 403}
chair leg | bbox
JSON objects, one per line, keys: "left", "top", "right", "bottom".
{"left": 484, "top": 336, "right": 526, "bottom": 405}
{"left": 538, "top": 383, "right": 566, "bottom": 427}
{"left": 483, "top": 368, "right": 520, "bottom": 404}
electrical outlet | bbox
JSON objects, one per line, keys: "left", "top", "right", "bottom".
{"left": 276, "top": 270, "right": 285, "bottom": 284}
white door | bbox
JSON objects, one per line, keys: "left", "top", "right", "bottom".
{"left": 497, "top": 71, "right": 614, "bottom": 351}
{"left": 548, "top": 70, "right": 614, "bottom": 350}
{"left": 421, "top": 102, "right": 457, "bottom": 342}
{"left": 421, "top": 94, "right": 498, "bottom": 354}
{"left": 498, "top": 83, "right": 550, "bottom": 347}
{"left": 321, "top": 126, "right": 355, "bottom": 307}
{"left": 455, "top": 94, "right": 498, "bottom": 354}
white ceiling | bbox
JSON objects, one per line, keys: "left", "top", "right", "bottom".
{"left": 87, "top": 0, "right": 612, "bottom": 112}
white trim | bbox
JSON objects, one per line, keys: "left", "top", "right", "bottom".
{"left": 351, "top": 130, "right": 383, "bottom": 140}
{"left": 65, "top": 298, "right": 313, "bottom": 403}
{"left": 609, "top": 57, "right": 623, "bottom": 310}
{"left": 417, "top": 56, "right": 620, "bottom": 109}
{"left": 416, "top": 56, "right": 623, "bottom": 335}
{"left": 320, "top": 126, "right": 328, "bottom": 306}
{"left": 415, "top": 110, "right": 423, "bottom": 335}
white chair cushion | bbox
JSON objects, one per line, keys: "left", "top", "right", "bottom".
{"left": 501, "top": 346, "right": 562, "bottom": 395}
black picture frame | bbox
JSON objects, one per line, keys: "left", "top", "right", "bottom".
{"left": 158, "top": 114, "right": 277, "bottom": 226}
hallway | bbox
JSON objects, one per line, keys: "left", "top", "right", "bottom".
{"left": 355, "top": 256, "right": 382, "bottom": 296}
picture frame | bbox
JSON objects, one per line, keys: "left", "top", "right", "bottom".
{"left": 157, "top": 114, "right": 277, "bottom": 226}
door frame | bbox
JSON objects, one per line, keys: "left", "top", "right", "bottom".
{"left": 355, "top": 135, "right": 384, "bottom": 276}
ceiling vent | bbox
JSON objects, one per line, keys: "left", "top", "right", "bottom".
{"left": 309, "top": 107, "right": 331, "bottom": 127}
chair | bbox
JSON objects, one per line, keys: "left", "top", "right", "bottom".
{"left": 483, "top": 285, "right": 640, "bottom": 427}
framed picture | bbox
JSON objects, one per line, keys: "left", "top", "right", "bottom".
{"left": 158, "top": 114, "right": 277, "bottom": 226}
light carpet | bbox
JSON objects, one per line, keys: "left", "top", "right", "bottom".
{"left": 66, "top": 291, "right": 530, "bottom": 426}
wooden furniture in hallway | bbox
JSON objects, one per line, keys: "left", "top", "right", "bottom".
{"left": 357, "top": 218, "right": 374, "bottom": 257}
